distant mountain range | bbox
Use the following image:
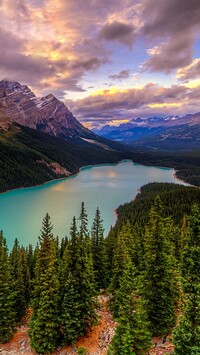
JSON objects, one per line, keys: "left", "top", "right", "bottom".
{"left": 93, "top": 114, "right": 200, "bottom": 150}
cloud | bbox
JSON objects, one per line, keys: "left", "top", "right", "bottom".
{"left": 0, "top": 0, "right": 118, "bottom": 94}
{"left": 142, "top": 0, "right": 200, "bottom": 72}
{"left": 0, "top": 27, "right": 55, "bottom": 86}
{"left": 0, "top": 0, "right": 200, "bottom": 104}
{"left": 0, "top": 27, "right": 102, "bottom": 95}
{"left": 176, "top": 59, "right": 200, "bottom": 81}
{"left": 70, "top": 57, "right": 104, "bottom": 71}
{"left": 0, "top": 27, "right": 24, "bottom": 51}
{"left": 142, "top": 0, "right": 200, "bottom": 38}
{"left": 66, "top": 82, "right": 200, "bottom": 128}
{"left": 109, "top": 70, "right": 130, "bottom": 80}
{"left": 143, "top": 32, "right": 194, "bottom": 72}
{"left": 99, "top": 21, "right": 135, "bottom": 46}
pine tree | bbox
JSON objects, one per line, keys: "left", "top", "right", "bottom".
{"left": 91, "top": 207, "right": 108, "bottom": 289}
{"left": 143, "top": 196, "right": 176, "bottom": 335}
{"left": 29, "top": 214, "right": 60, "bottom": 354}
{"left": 173, "top": 204, "right": 200, "bottom": 354}
{"left": 20, "top": 246, "right": 31, "bottom": 306}
{"left": 110, "top": 260, "right": 152, "bottom": 355}
{"left": 0, "top": 231, "right": 16, "bottom": 342}
{"left": 61, "top": 216, "right": 97, "bottom": 344}
{"left": 60, "top": 236, "right": 69, "bottom": 259}
{"left": 79, "top": 202, "right": 89, "bottom": 240}
{"left": 105, "top": 227, "right": 116, "bottom": 282}
{"left": 111, "top": 228, "right": 130, "bottom": 292}
{"left": 61, "top": 272, "right": 82, "bottom": 344}
{"left": 119, "top": 221, "right": 143, "bottom": 269}
{"left": 9, "top": 238, "right": 27, "bottom": 321}
{"left": 26, "top": 244, "right": 35, "bottom": 279}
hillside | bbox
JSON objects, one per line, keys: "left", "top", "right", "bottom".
{"left": 0, "top": 123, "right": 127, "bottom": 193}
{"left": 114, "top": 182, "right": 200, "bottom": 232}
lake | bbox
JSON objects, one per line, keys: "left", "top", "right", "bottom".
{"left": 0, "top": 160, "right": 185, "bottom": 248}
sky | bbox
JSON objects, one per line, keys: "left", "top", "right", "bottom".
{"left": 0, "top": 0, "right": 200, "bottom": 129}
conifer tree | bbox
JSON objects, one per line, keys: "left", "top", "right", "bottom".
{"left": 105, "top": 227, "right": 116, "bottom": 282}
{"left": 173, "top": 204, "right": 200, "bottom": 354}
{"left": 26, "top": 244, "right": 35, "bottom": 279}
{"left": 60, "top": 236, "right": 69, "bottom": 259}
{"left": 61, "top": 216, "right": 97, "bottom": 344}
{"left": 91, "top": 207, "right": 108, "bottom": 289}
{"left": 61, "top": 271, "right": 82, "bottom": 344}
{"left": 79, "top": 202, "right": 89, "bottom": 240}
{"left": 111, "top": 228, "right": 130, "bottom": 293}
{"left": 143, "top": 196, "right": 176, "bottom": 335}
{"left": 0, "top": 231, "right": 16, "bottom": 343}
{"left": 29, "top": 214, "right": 60, "bottom": 354}
{"left": 110, "top": 260, "right": 152, "bottom": 355}
{"left": 10, "top": 238, "right": 27, "bottom": 321}
{"left": 20, "top": 246, "right": 31, "bottom": 306}
{"left": 119, "top": 221, "right": 143, "bottom": 268}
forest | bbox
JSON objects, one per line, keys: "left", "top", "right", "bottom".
{"left": 0, "top": 182, "right": 200, "bottom": 354}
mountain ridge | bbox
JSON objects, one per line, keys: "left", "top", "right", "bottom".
{"left": 0, "top": 80, "right": 112, "bottom": 149}
{"left": 93, "top": 113, "right": 200, "bottom": 149}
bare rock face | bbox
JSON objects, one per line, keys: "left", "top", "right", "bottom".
{"left": 0, "top": 80, "right": 95, "bottom": 141}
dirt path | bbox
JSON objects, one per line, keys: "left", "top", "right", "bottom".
{"left": 0, "top": 295, "right": 117, "bottom": 355}
{"left": 149, "top": 336, "right": 174, "bottom": 355}
{"left": 0, "top": 295, "right": 174, "bottom": 355}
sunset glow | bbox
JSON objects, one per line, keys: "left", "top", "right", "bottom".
{"left": 0, "top": 0, "right": 200, "bottom": 127}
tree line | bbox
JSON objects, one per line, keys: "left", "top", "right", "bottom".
{"left": 0, "top": 186, "right": 200, "bottom": 354}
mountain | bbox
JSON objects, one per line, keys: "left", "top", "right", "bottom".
{"left": 0, "top": 80, "right": 131, "bottom": 193}
{"left": 94, "top": 114, "right": 200, "bottom": 150}
{"left": 0, "top": 80, "right": 119, "bottom": 149}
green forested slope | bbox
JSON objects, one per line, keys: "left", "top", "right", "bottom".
{"left": 115, "top": 182, "right": 200, "bottom": 231}
{"left": 0, "top": 124, "right": 127, "bottom": 193}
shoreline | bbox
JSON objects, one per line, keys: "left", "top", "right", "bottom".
{"left": 0, "top": 159, "right": 191, "bottom": 196}
{"left": 0, "top": 159, "right": 132, "bottom": 196}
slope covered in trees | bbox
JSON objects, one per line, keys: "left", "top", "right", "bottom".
{"left": 0, "top": 183, "right": 200, "bottom": 354}
{"left": 0, "top": 123, "right": 128, "bottom": 193}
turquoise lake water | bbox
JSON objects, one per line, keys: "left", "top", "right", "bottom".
{"left": 0, "top": 161, "right": 185, "bottom": 248}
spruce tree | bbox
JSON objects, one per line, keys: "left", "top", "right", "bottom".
{"left": 60, "top": 236, "right": 69, "bottom": 259}
{"left": 0, "top": 231, "right": 16, "bottom": 343}
{"left": 29, "top": 214, "right": 60, "bottom": 354}
{"left": 20, "top": 246, "right": 31, "bottom": 306}
{"left": 105, "top": 227, "right": 116, "bottom": 282}
{"left": 119, "top": 221, "right": 143, "bottom": 269}
{"left": 26, "top": 244, "right": 35, "bottom": 279}
{"left": 61, "top": 216, "right": 97, "bottom": 344}
{"left": 110, "top": 260, "right": 152, "bottom": 355}
{"left": 173, "top": 204, "right": 200, "bottom": 354}
{"left": 111, "top": 228, "right": 130, "bottom": 292}
{"left": 79, "top": 202, "right": 89, "bottom": 240}
{"left": 10, "top": 238, "right": 27, "bottom": 321}
{"left": 143, "top": 196, "right": 176, "bottom": 335}
{"left": 61, "top": 271, "right": 82, "bottom": 344}
{"left": 91, "top": 207, "right": 108, "bottom": 289}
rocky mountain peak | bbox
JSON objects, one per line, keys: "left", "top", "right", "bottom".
{"left": 0, "top": 79, "right": 95, "bottom": 142}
